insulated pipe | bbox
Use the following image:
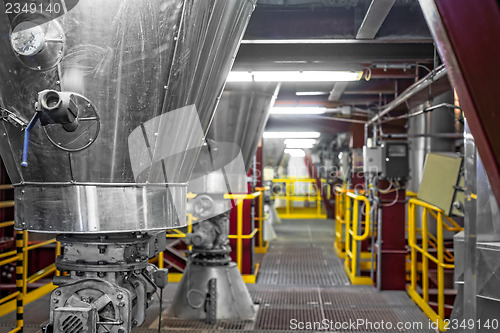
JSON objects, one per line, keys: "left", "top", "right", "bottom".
{"left": 366, "top": 64, "right": 447, "bottom": 126}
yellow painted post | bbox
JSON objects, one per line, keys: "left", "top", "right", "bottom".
{"left": 409, "top": 202, "right": 417, "bottom": 291}
{"left": 286, "top": 181, "right": 291, "bottom": 216}
{"left": 15, "top": 231, "right": 25, "bottom": 332}
{"left": 345, "top": 196, "right": 351, "bottom": 269}
{"left": 55, "top": 241, "right": 61, "bottom": 276}
{"left": 259, "top": 191, "right": 264, "bottom": 247}
{"left": 422, "top": 208, "right": 429, "bottom": 303}
{"left": 187, "top": 214, "right": 193, "bottom": 252}
{"left": 316, "top": 183, "right": 321, "bottom": 217}
{"left": 437, "top": 212, "right": 445, "bottom": 320}
{"left": 237, "top": 200, "right": 244, "bottom": 272}
{"left": 158, "top": 251, "right": 164, "bottom": 269}
{"left": 351, "top": 200, "right": 358, "bottom": 277}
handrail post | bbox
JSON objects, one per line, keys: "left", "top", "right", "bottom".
{"left": 345, "top": 196, "right": 351, "bottom": 264}
{"left": 352, "top": 199, "right": 359, "bottom": 276}
{"left": 55, "top": 241, "right": 61, "bottom": 277}
{"left": 409, "top": 202, "right": 417, "bottom": 291}
{"left": 437, "top": 211, "right": 445, "bottom": 320}
{"left": 15, "top": 231, "right": 25, "bottom": 332}
{"left": 259, "top": 189, "right": 264, "bottom": 248}
{"left": 422, "top": 208, "right": 429, "bottom": 304}
{"left": 237, "top": 199, "right": 244, "bottom": 272}
{"left": 316, "top": 184, "right": 321, "bottom": 216}
{"left": 286, "top": 181, "right": 291, "bottom": 216}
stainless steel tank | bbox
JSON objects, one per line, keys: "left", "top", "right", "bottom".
{"left": 208, "top": 82, "right": 280, "bottom": 172}
{"left": 0, "top": 0, "right": 257, "bottom": 234}
{"left": 167, "top": 81, "right": 279, "bottom": 322}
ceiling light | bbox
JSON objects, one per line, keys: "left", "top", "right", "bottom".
{"left": 295, "top": 91, "right": 329, "bottom": 96}
{"left": 263, "top": 132, "right": 321, "bottom": 139}
{"left": 227, "top": 71, "right": 363, "bottom": 82}
{"left": 286, "top": 143, "right": 314, "bottom": 149}
{"left": 284, "top": 139, "right": 317, "bottom": 145}
{"left": 284, "top": 149, "right": 306, "bottom": 157}
{"left": 270, "top": 107, "right": 326, "bottom": 115}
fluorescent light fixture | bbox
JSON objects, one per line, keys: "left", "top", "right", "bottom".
{"left": 296, "top": 91, "right": 329, "bottom": 96}
{"left": 285, "top": 149, "right": 306, "bottom": 157}
{"left": 270, "top": 107, "right": 326, "bottom": 115}
{"left": 263, "top": 132, "right": 321, "bottom": 139}
{"left": 227, "top": 71, "right": 362, "bottom": 82}
{"left": 284, "top": 139, "right": 317, "bottom": 147}
{"left": 285, "top": 138, "right": 316, "bottom": 149}
{"left": 286, "top": 143, "right": 314, "bottom": 149}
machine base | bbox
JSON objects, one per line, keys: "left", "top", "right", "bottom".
{"left": 166, "top": 262, "right": 257, "bottom": 321}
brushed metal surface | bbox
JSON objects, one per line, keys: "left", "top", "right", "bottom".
{"left": 0, "top": 0, "right": 256, "bottom": 232}
{"left": 167, "top": 262, "right": 257, "bottom": 320}
{"left": 208, "top": 82, "right": 279, "bottom": 172}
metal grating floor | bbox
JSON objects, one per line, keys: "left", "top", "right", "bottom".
{"left": 0, "top": 219, "right": 434, "bottom": 333}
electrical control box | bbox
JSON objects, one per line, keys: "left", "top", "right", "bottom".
{"left": 362, "top": 142, "right": 409, "bottom": 179}
{"left": 351, "top": 149, "right": 364, "bottom": 172}
{"left": 363, "top": 146, "right": 383, "bottom": 174}
{"left": 381, "top": 141, "right": 409, "bottom": 179}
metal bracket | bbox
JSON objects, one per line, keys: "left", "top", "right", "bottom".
{"left": 0, "top": 107, "right": 28, "bottom": 129}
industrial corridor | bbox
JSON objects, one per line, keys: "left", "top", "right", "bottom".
{"left": 0, "top": 219, "right": 434, "bottom": 332}
{"left": 1, "top": 1, "right": 499, "bottom": 332}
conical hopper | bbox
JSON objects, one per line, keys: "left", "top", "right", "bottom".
{"left": 208, "top": 82, "right": 280, "bottom": 172}
{"left": 0, "top": 0, "right": 257, "bottom": 233}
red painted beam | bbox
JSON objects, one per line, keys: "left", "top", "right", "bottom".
{"left": 419, "top": 0, "right": 500, "bottom": 206}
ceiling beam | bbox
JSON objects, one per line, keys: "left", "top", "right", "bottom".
{"left": 356, "top": 0, "right": 397, "bottom": 39}
{"left": 233, "top": 43, "right": 435, "bottom": 70}
{"left": 328, "top": 82, "right": 349, "bottom": 101}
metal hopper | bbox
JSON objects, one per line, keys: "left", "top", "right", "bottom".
{"left": 0, "top": 0, "right": 256, "bottom": 233}
{"left": 0, "top": 1, "right": 257, "bottom": 331}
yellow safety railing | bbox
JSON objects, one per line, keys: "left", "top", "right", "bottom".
{"left": 0, "top": 232, "right": 61, "bottom": 331}
{"left": 162, "top": 192, "right": 262, "bottom": 283}
{"left": 0, "top": 184, "right": 61, "bottom": 332}
{"left": 224, "top": 192, "right": 261, "bottom": 276}
{"left": 271, "top": 178, "right": 326, "bottom": 219}
{"left": 254, "top": 187, "right": 269, "bottom": 254}
{"left": 407, "top": 198, "right": 463, "bottom": 332}
{"left": 334, "top": 186, "right": 347, "bottom": 258}
{"left": 344, "top": 191, "right": 374, "bottom": 285}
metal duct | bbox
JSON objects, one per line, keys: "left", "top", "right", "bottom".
{"left": 208, "top": 82, "right": 280, "bottom": 172}
{"left": 407, "top": 91, "right": 456, "bottom": 193}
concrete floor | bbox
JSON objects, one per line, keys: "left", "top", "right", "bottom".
{"left": 0, "top": 219, "right": 435, "bottom": 333}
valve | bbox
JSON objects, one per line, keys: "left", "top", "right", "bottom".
{"left": 22, "top": 90, "right": 80, "bottom": 167}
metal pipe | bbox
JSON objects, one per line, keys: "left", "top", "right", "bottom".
{"left": 315, "top": 115, "right": 367, "bottom": 124}
{"left": 366, "top": 64, "right": 447, "bottom": 126}
{"left": 381, "top": 133, "right": 463, "bottom": 139}
{"left": 381, "top": 102, "right": 461, "bottom": 123}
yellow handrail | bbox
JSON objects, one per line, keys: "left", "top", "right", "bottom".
{"left": 162, "top": 193, "right": 262, "bottom": 273}
{"left": 407, "top": 197, "right": 464, "bottom": 331}
{"left": 0, "top": 229, "right": 60, "bottom": 330}
{"left": 343, "top": 191, "right": 374, "bottom": 285}
{"left": 225, "top": 192, "right": 261, "bottom": 271}
{"left": 271, "top": 178, "right": 326, "bottom": 219}
{"left": 346, "top": 192, "right": 371, "bottom": 241}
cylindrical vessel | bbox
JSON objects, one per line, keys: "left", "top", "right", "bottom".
{"left": 0, "top": 0, "right": 256, "bottom": 233}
